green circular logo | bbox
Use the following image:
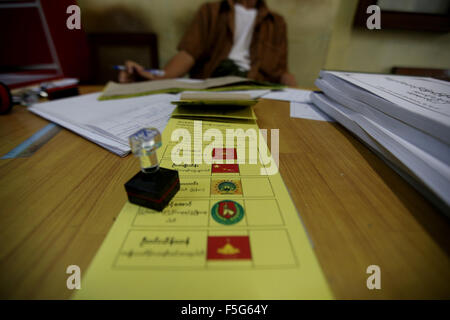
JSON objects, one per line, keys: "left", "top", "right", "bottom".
{"left": 218, "top": 181, "right": 237, "bottom": 193}
{"left": 211, "top": 200, "right": 244, "bottom": 225}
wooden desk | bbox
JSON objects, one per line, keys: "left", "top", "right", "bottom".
{"left": 0, "top": 86, "right": 449, "bottom": 299}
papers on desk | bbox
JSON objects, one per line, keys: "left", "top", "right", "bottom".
{"left": 28, "top": 93, "right": 177, "bottom": 156}
{"left": 210, "top": 89, "right": 272, "bottom": 99}
{"left": 312, "top": 71, "right": 450, "bottom": 214}
{"left": 319, "top": 71, "right": 450, "bottom": 145}
{"left": 290, "top": 102, "right": 334, "bottom": 122}
{"left": 171, "top": 91, "right": 258, "bottom": 121}
{"left": 257, "top": 87, "right": 333, "bottom": 121}
{"left": 28, "top": 86, "right": 275, "bottom": 156}
{"left": 263, "top": 88, "right": 312, "bottom": 103}
{"left": 28, "top": 89, "right": 266, "bottom": 156}
{"left": 100, "top": 76, "right": 283, "bottom": 100}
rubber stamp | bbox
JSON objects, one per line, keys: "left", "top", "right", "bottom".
{"left": 124, "top": 128, "right": 180, "bottom": 211}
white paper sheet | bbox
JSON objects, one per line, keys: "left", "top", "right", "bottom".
{"left": 263, "top": 88, "right": 312, "bottom": 103}
{"left": 86, "top": 99, "right": 175, "bottom": 145}
{"left": 290, "top": 102, "right": 334, "bottom": 122}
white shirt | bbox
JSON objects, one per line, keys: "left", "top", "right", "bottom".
{"left": 227, "top": 4, "right": 257, "bottom": 71}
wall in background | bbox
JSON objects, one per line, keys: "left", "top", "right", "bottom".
{"left": 331, "top": 29, "right": 450, "bottom": 73}
{"left": 325, "top": 0, "right": 450, "bottom": 74}
{"left": 265, "top": 0, "right": 337, "bottom": 87}
{"left": 78, "top": 0, "right": 450, "bottom": 86}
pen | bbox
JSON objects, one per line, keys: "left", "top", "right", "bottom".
{"left": 113, "top": 65, "right": 165, "bottom": 77}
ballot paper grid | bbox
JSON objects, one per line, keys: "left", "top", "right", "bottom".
{"left": 113, "top": 123, "right": 298, "bottom": 270}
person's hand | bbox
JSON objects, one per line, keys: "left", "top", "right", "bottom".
{"left": 118, "top": 60, "right": 157, "bottom": 83}
{"left": 280, "top": 72, "right": 298, "bottom": 87}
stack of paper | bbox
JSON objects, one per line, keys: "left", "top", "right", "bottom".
{"left": 171, "top": 91, "right": 258, "bottom": 121}
{"left": 28, "top": 85, "right": 280, "bottom": 156}
{"left": 312, "top": 71, "right": 450, "bottom": 214}
{"left": 28, "top": 93, "right": 178, "bottom": 156}
{"left": 173, "top": 91, "right": 257, "bottom": 106}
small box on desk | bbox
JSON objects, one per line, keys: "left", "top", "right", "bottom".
{"left": 124, "top": 168, "right": 180, "bottom": 211}
{"left": 45, "top": 85, "right": 79, "bottom": 100}
{"left": 43, "top": 78, "right": 79, "bottom": 100}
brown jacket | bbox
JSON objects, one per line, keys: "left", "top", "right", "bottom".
{"left": 177, "top": 0, "right": 288, "bottom": 83}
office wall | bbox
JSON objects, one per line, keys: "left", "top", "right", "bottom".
{"left": 266, "top": 0, "right": 338, "bottom": 87}
{"left": 325, "top": 0, "right": 450, "bottom": 74}
{"left": 331, "top": 29, "right": 450, "bottom": 73}
{"left": 77, "top": 0, "right": 450, "bottom": 86}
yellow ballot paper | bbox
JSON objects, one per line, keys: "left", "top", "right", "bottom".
{"left": 171, "top": 105, "right": 257, "bottom": 121}
{"left": 74, "top": 118, "right": 333, "bottom": 299}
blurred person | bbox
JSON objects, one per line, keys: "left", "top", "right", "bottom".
{"left": 119, "top": 0, "right": 297, "bottom": 86}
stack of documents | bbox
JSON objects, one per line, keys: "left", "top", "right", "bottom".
{"left": 171, "top": 91, "right": 258, "bottom": 121}
{"left": 28, "top": 88, "right": 271, "bottom": 156}
{"left": 312, "top": 71, "right": 450, "bottom": 214}
{"left": 172, "top": 91, "right": 257, "bottom": 107}
{"left": 29, "top": 93, "right": 178, "bottom": 156}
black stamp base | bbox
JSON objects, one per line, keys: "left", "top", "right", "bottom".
{"left": 124, "top": 168, "right": 180, "bottom": 211}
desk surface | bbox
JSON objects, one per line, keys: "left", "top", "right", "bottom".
{"left": 0, "top": 86, "right": 449, "bottom": 299}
